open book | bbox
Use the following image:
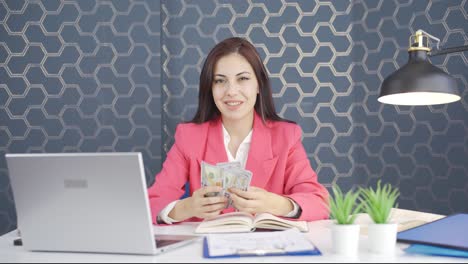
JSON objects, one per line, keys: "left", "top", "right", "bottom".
{"left": 195, "top": 212, "right": 309, "bottom": 234}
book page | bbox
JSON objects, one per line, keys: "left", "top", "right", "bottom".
{"left": 206, "top": 228, "right": 317, "bottom": 257}
{"left": 253, "top": 213, "right": 309, "bottom": 232}
{"left": 195, "top": 212, "right": 255, "bottom": 234}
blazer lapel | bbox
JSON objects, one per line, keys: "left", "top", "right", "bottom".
{"left": 245, "top": 113, "right": 278, "bottom": 188}
{"left": 202, "top": 118, "right": 229, "bottom": 165}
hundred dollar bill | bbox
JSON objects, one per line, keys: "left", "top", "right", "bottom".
{"left": 234, "top": 169, "right": 252, "bottom": 191}
{"left": 216, "top": 161, "right": 241, "bottom": 169}
{"left": 221, "top": 167, "right": 253, "bottom": 208}
{"left": 201, "top": 161, "right": 223, "bottom": 197}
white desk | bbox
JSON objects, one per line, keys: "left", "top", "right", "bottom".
{"left": 0, "top": 209, "right": 465, "bottom": 263}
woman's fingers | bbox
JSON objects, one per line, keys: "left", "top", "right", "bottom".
{"left": 229, "top": 188, "right": 260, "bottom": 200}
{"left": 200, "top": 196, "right": 227, "bottom": 206}
{"left": 195, "top": 186, "right": 223, "bottom": 197}
{"left": 204, "top": 203, "right": 227, "bottom": 213}
{"left": 247, "top": 186, "right": 264, "bottom": 192}
{"left": 231, "top": 193, "right": 258, "bottom": 211}
{"left": 202, "top": 210, "right": 224, "bottom": 220}
{"left": 198, "top": 201, "right": 226, "bottom": 219}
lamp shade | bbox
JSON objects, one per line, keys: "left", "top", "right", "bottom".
{"left": 378, "top": 50, "right": 460, "bottom": 106}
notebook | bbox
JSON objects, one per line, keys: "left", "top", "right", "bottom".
{"left": 202, "top": 228, "right": 321, "bottom": 258}
{"left": 397, "top": 213, "right": 468, "bottom": 251}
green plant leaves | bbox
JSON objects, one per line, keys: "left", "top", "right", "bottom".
{"left": 329, "top": 185, "right": 362, "bottom": 225}
{"left": 328, "top": 181, "right": 400, "bottom": 225}
{"left": 359, "top": 180, "right": 400, "bottom": 224}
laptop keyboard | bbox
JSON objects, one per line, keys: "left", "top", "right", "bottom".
{"left": 155, "top": 239, "right": 183, "bottom": 248}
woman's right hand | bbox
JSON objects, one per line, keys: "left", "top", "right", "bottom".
{"left": 168, "top": 186, "right": 228, "bottom": 221}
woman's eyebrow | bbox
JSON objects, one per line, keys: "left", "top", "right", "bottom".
{"left": 236, "top": 71, "right": 251, "bottom": 76}
{"left": 214, "top": 71, "right": 251, "bottom": 77}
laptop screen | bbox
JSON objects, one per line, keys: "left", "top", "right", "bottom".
{"left": 7, "top": 153, "right": 158, "bottom": 255}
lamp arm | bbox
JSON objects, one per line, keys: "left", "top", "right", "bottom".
{"left": 429, "top": 45, "right": 468, "bottom": 57}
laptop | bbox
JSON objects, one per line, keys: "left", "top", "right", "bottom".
{"left": 6, "top": 152, "right": 199, "bottom": 255}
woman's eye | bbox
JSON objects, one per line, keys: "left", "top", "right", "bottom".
{"left": 239, "top": 77, "right": 249, "bottom": 81}
{"left": 214, "top": 79, "right": 225, "bottom": 84}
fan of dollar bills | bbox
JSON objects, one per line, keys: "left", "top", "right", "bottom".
{"left": 201, "top": 161, "right": 253, "bottom": 208}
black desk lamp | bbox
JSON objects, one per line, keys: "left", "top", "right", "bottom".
{"left": 378, "top": 30, "right": 468, "bottom": 106}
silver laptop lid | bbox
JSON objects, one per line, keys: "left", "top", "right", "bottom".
{"left": 6, "top": 152, "right": 157, "bottom": 255}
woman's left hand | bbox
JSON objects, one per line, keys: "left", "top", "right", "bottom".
{"left": 229, "top": 187, "right": 293, "bottom": 216}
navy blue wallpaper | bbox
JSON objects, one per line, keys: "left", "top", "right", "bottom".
{"left": 1, "top": 0, "right": 467, "bottom": 236}
{"left": 161, "top": 0, "right": 468, "bottom": 216}
{"left": 0, "top": 0, "right": 162, "bottom": 235}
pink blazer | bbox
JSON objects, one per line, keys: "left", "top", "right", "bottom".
{"left": 148, "top": 113, "right": 330, "bottom": 224}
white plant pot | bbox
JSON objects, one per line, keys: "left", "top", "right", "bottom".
{"left": 331, "top": 223, "right": 360, "bottom": 255}
{"left": 367, "top": 223, "right": 398, "bottom": 254}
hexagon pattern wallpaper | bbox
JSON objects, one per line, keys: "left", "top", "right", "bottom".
{"left": 0, "top": 0, "right": 467, "bottom": 235}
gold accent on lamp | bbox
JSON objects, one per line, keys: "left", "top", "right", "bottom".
{"left": 407, "top": 30, "right": 431, "bottom": 52}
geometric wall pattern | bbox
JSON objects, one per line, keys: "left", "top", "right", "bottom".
{"left": 0, "top": 0, "right": 161, "bottom": 235}
{"left": 1, "top": 0, "right": 467, "bottom": 236}
{"left": 160, "top": 0, "right": 468, "bottom": 217}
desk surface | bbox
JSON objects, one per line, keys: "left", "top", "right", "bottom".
{"left": 0, "top": 209, "right": 465, "bottom": 263}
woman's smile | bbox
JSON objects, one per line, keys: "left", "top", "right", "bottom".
{"left": 224, "top": 100, "right": 244, "bottom": 110}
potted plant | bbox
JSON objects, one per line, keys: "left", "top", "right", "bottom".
{"left": 359, "top": 180, "right": 400, "bottom": 254}
{"left": 329, "top": 184, "right": 363, "bottom": 255}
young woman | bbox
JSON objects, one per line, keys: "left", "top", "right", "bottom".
{"left": 148, "top": 37, "right": 329, "bottom": 224}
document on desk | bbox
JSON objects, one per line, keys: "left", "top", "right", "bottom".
{"left": 203, "top": 228, "right": 321, "bottom": 258}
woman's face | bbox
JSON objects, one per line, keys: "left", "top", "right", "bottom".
{"left": 212, "top": 53, "right": 259, "bottom": 123}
